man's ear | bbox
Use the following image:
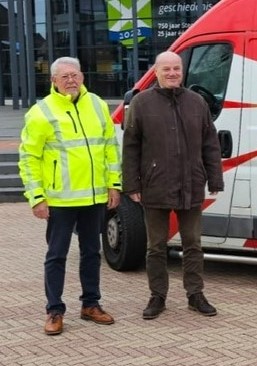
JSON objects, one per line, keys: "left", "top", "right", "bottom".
{"left": 50, "top": 80, "right": 58, "bottom": 92}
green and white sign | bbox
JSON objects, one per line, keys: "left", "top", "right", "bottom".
{"left": 107, "top": 0, "right": 152, "bottom": 47}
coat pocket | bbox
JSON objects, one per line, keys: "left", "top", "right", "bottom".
{"left": 144, "top": 160, "right": 157, "bottom": 187}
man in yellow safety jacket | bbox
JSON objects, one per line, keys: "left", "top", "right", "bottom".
{"left": 19, "top": 56, "right": 121, "bottom": 335}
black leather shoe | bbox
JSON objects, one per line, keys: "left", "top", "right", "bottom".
{"left": 188, "top": 293, "right": 217, "bottom": 316}
{"left": 143, "top": 296, "right": 166, "bottom": 319}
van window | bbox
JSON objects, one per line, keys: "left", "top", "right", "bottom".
{"left": 183, "top": 43, "right": 233, "bottom": 119}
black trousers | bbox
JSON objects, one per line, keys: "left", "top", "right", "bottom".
{"left": 144, "top": 206, "right": 204, "bottom": 299}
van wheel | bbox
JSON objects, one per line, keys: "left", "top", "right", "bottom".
{"left": 102, "top": 194, "right": 147, "bottom": 271}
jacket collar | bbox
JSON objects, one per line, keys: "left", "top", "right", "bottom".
{"left": 50, "top": 84, "right": 88, "bottom": 103}
{"left": 154, "top": 85, "right": 185, "bottom": 98}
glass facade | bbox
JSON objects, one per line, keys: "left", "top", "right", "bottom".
{"left": 0, "top": 0, "right": 220, "bottom": 105}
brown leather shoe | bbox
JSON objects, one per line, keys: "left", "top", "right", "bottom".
{"left": 44, "top": 313, "right": 63, "bottom": 335}
{"left": 81, "top": 305, "right": 114, "bottom": 325}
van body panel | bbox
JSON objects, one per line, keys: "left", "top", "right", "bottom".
{"left": 108, "top": 0, "right": 257, "bottom": 268}
{"left": 170, "top": 0, "right": 257, "bottom": 45}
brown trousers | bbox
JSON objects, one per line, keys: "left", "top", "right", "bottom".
{"left": 144, "top": 206, "right": 204, "bottom": 299}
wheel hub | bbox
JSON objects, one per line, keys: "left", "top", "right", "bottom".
{"left": 107, "top": 217, "right": 120, "bottom": 249}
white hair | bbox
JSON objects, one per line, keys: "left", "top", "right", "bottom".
{"left": 50, "top": 57, "right": 81, "bottom": 76}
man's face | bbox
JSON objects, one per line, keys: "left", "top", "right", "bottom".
{"left": 155, "top": 55, "right": 183, "bottom": 89}
{"left": 51, "top": 64, "right": 84, "bottom": 98}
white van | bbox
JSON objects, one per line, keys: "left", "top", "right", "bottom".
{"left": 102, "top": 0, "right": 257, "bottom": 271}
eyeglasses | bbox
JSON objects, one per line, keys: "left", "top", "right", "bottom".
{"left": 57, "top": 73, "right": 81, "bottom": 81}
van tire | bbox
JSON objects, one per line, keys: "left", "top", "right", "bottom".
{"left": 102, "top": 194, "right": 147, "bottom": 271}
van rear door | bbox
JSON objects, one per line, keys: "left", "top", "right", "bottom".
{"left": 241, "top": 35, "right": 257, "bottom": 243}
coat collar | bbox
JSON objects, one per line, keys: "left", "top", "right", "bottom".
{"left": 154, "top": 85, "right": 185, "bottom": 98}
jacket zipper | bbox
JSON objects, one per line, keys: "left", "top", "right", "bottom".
{"left": 74, "top": 104, "right": 96, "bottom": 203}
{"left": 174, "top": 103, "right": 188, "bottom": 208}
{"left": 172, "top": 107, "right": 181, "bottom": 156}
{"left": 66, "top": 111, "right": 78, "bottom": 133}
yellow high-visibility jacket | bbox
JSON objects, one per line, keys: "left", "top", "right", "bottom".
{"left": 19, "top": 85, "right": 121, "bottom": 208}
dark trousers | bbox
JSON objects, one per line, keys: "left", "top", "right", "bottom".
{"left": 44, "top": 204, "right": 105, "bottom": 314}
{"left": 144, "top": 206, "right": 204, "bottom": 299}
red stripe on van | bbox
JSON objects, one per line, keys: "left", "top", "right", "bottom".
{"left": 223, "top": 101, "right": 257, "bottom": 108}
{"left": 222, "top": 151, "right": 257, "bottom": 172}
{"left": 168, "top": 198, "right": 215, "bottom": 239}
{"left": 244, "top": 239, "right": 257, "bottom": 248}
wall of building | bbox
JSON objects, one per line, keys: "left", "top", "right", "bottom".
{"left": 0, "top": 0, "right": 220, "bottom": 106}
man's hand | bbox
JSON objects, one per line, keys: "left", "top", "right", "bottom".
{"left": 129, "top": 192, "right": 141, "bottom": 203}
{"left": 32, "top": 201, "right": 49, "bottom": 219}
{"left": 107, "top": 189, "right": 120, "bottom": 209}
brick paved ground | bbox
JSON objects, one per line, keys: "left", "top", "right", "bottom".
{"left": 1, "top": 201, "right": 257, "bottom": 366}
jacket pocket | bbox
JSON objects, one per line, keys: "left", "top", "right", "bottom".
{"left": 52, "top": 160, "right": 57, "bottom": 189}
{"left": 144, "top": 160, "right": 157, "bottom": 187}
{"left": 192, "top": 161, "right": 207, "bottom": 187}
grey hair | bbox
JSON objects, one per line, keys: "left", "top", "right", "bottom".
{"left": 50, "top": 57, "right": 81, "bottom": 76}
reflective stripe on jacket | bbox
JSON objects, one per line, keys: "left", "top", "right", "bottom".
{"left": 19, "top": 85, "right": 121, "bottom": 207}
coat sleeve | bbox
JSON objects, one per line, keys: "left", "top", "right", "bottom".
{"left": 18, "top": 106, "right": 49, "bottom": 207}
{"left": 202, "top": 104, "right": 224, "bottom": 192}
{"left": 101, "top": 101, "right": 122, "bottom": 190}
{"left": 122, "top": 97, "right": 143, "bottom": 194}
